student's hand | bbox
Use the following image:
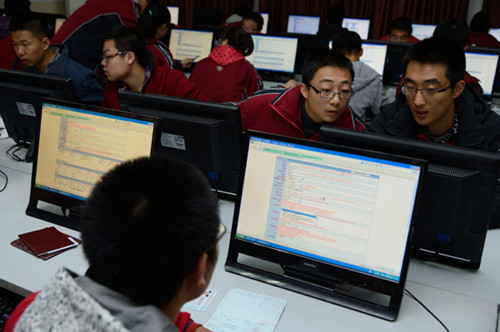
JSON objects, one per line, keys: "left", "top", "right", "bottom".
{"left": 194, "top": 326, "right": 212, "bottom": 332}
{"left": 181, "top": 57, "right": 197, "bottom": 68}
{"left": 283, "top": 79, "right": 298, "bottom": 89}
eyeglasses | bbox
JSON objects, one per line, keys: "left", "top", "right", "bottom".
{"left": 101, "top": 50, "right": 129, "bottom": 63}
{"left": 242, "top": 25, "right": 258, "bottom": 33}
{"left": 206, "top": 223, "right": 227, "bottom": 253}
{"left": 401, "top": 85, "right": 452, "bottom": 97}
{"left": 310, "top": 85, "right": 354, "bottom": 99}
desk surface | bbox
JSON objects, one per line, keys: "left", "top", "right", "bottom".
{"left": 0, "top": 138, "right": 498, "bottom": 331}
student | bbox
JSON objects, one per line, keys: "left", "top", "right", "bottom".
{"left": 0, "top": 0, "right": 30, "bottom": 70}
{"left": 137, "top": 1, "right": 175, "bottom": 68}
{"left": 467, "top": 11, "right": 500, "bottom": 48}
{"left": 315, "top": 5, "right": 348, "bottom": 48}
{"left": 4, "top": 156, "right": 222, "bottom": 332}
{"left": 9, "top": 12, "right": 104, "bottom": 105}
{"left": 380, "top": 17, "right": 419, "bottom": 43}
{"left": 370, "top": 37, "right": 500, "bottom": 149}
{"left": 241, "top": 11, "right": 264, "bottom": 34}
{"left": 331, "top": 30, "right": 390, "bottom": 123}
{"left": 189, "top": 27, "right": 262, "bottom": 102}
{"left": 239, "top": 47, "right": 366, "bottom": 140}
{"left": 222, "top": 5, "right": 250, "bottom": 28}
{"left": 52, "top": 0, "right": 153, "bottom": 70}
{"left": 101, "top": 25, "right": 208, "bottom": 110}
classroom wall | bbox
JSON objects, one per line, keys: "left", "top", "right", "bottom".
{"left": 0, "top": 0, "right": 65, "bottom": 15}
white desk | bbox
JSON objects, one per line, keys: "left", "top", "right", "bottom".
{"left": 0, "top": 138, "right": 498, "bottom": 331}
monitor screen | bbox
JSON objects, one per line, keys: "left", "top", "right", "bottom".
{"left": 319, "top": 127, "right": 500, "bottom": 269}
{"left": 246, "top": 34, "right": 298, "bottom": 76}
{"left": 226, "top": 131, "right": 425, "bottom": 321}
{"left": 286, "top": 15, "right": 320, "bottom": 35}
{"left": 167, "top": 6, "right": 179, "bottom": 26}
{"left": 360, "top": 42, "right": 387, "bottom": 76}
{"left": 465, "top": 50, "right": 499, "bottom": 97}
{"left": 381, "top": 41, "right": 411, "bottom": 86}
{"left": 260, "top": 12, "right": 269, "bottom": 34}
{"left": 411, "top": 24, "right": 436, "bottom": 40}
{"left": 118, "top": 90, "right": 242, "bottom": 198}
{"left": 168, "top": 28, "right": 213, "bottom": 61}
{"left": 343, "top": 18, "right": 370, "bottom": 40}
{"left": 489, "top": 28, "right": 500, "bottom": 42}
{"left": 55, "top": 18, "right": 66, "bottom": 34}
{"left": 0, "top": 69, "right": 76, "bottom": 161}
{"left": 27, "top": 99, "right": 157, "bottom": 230}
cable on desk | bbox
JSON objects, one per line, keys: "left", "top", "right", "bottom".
{"left": 0, "top": 168, "right": 8, "bottom": 192}
{"left": 404, "top": 288, "right": 450, "bottom": 332}
{"left": 6, "top": 143, "right": 27, "bottom": 162}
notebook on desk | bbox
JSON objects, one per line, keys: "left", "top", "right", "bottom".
{"left": 226, "top": 130, "right": 426, "bottom": 321}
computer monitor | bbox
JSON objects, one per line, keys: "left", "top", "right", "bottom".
{"left": 411, "top": 23, "right": 436, "bottom": 41}
{"left": 226, "top": 130, "right": 425, "bottom": 321}
{"left": 0, "top": 69, "right": 76, "bottom": 162}
{"left": 54, "top": 17, "right": 66, "bottom": 34}
{"left": 167, "top": 6, "right": 179, "bottom": 26}
{"left": 246, "top": 34, "right": 298, "bottom": 81}
{"left": 360, "top": 41, "right": 388, "bottom": 76}
{"left": 260, "top": 12, "right": 269, "bottom": 34}
{"left": 381, "top": 41, "right": 411, "bottom": 86}
{"left": 489, "top": 28, "right": 500, "bottom": 42}
{"left": 168, "top": 28, "right": 213, "bottom": 61}
{"left": 465, "top": 50, "right": 499, "bottom": 99}
{"left": 26, "top": 98, "right": 157, "bottom": 230}
{"left": 286, "top": 15, "right": 320, "bottom": 35}
{"left": 343, "top": 18, "right": 370, "bottom": 40}
{"left": 319, "top": 127, "right": 500, "bottom": 269}
{"left": 117, "top": 90, "right": 242, "bottom": 198}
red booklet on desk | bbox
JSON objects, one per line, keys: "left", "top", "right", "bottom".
{"left": 11, "top": 227, "right": 80, "bottom": 260}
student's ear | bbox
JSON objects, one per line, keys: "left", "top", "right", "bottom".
{"left": 126, "top": 51, "right": 136, "bottom": 65}
{"left": 300, "top": 83, "right": 309, "bottom": 99}
{"left": 185, "top": 253, "right": 210, "bottom": 299}
{"left": 452, "top": 80, "right": 465, "bottom": 99}
{"left": 42, "top": 37, "right": 51, "bottom": 51}
{"left": 358, "top": 49, "right": 364, "bottom": 58}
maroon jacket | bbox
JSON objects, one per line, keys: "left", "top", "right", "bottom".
{"left": 468, "top": 32, "right": 500, "bottom": 48}
{"left": 189, "top": 45, "right": 263, "bottom": 103}
{"left": 239, "top": 85, "right": 366, "bottom": 140}
{"left": 147, "top": 38, "right": 174, "bottom": 68}
{"left": 102, "top": 64, "right": 209, "bottom": 110}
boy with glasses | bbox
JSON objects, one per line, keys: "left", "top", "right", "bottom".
{"left": 370, "top": 37, "right": 500, "bottom": 149}
{"left": 239, "top": 48, "right": 366, "bottom": 140}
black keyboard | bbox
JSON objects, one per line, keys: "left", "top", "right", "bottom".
{"left": 0, "top": 287, "right": 24, "bottom": 331}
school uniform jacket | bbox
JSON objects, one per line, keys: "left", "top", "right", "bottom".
{"left": 239, "top": 85, "right": 366, "bottom": 140}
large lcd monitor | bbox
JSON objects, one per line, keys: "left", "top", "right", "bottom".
{"left": 26, "top": 98, "right": 157, "bottom": 230}
{"left": 260, "top": 12, "right": 269, "bottom": 34}
{"left": 246, "top": 34, "right": 298, "bottom": 81}
{"left": 360, "top": 41, "right": 388, "bottom": 76}
{"left": 226, "top": 130, "right": 425, "bottom": 321}
{"left": 381, "top": 41, "right": 411, "bottom": 86}
{"left": 411, "top": 23, "right": 436, "bottom": 41}
{"left": 168, "top": 28, "right": 214, "bottom": 62}
{"left": 319, "top": 127, "right": 500, "bottom": 269}
{"left": 118, "top": 90, "right": 242, "bottom": 198}
{"left": 490, "top": 28, "right": 500, "bottom": 43}
{"left": 286, "top": 15, "right": 320, "bottom": 35}
{"left": 465, "top": 50, "right": 499, "bottom": 99}
{"left": 343, "top": 18, "right": 370, "bottom": 40}
{"left": 167, "top": 6, "right": 179, "bottom": 25}
{"left": 0, "top": 69, "right": 76, "bottom": 162}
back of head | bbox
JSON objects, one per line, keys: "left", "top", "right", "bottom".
{"left": 327, "top": 5, "right": 345, "bottom": 25}
{"left": 470, "top": 11, "right": 490, "bottom": 33}
{"left": 103, "top": 25, "right": 149, "bottom": 68}
{"left": 137, "top": 1, "right": 171, "bottom": 39}
{"left": 302, "top": 47, "right": 354, "bottom": 86}
{"left": 9, "top": 11, "right": 50, "bottom": 39}
{"left": 4, "top": 0, "right": 31, "bottom": 17}
{"left": 388, "top": 17, "right": 412, "bottom": 34}
{"left": 433, "top": 18, "right": 470, "bottom": 48}
{"left": 81, "top": 156, "right": 220, "bottom": 307}
{"left": 402, "top": 37, "right": 465, "bottom": 86}
{"left": 219, "top": 27, "right": 254, "bottom": 56}
{"left": 242, "top": 11, "right": 264, "bottom": 31}
{"left": 331, "top": 30, "right": 362, "bottom": 56}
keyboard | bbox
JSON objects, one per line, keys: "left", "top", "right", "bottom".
{"left": 0, "top": 287, "right": 24, "bottom": 331}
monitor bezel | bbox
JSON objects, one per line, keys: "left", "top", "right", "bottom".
{"left": 26, "top": 98, "right": 158, "bottom": 231}
{"left": 226, "top": 130, "right": 427, "bottom": 321}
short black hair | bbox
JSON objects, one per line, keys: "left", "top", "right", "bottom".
{"left": 470, "top": 11, "right": 491, "bottom": 33}
{"left": 137, "top": 1, "right": 171, "bottom": 39}
{"left": 9, "top": 11, "right": 51, "bottom": 39}
{"left": 219, "top": 27, "right": 254, "bottom": 56}
{"left": 326, "top": 5, "right": 345, "bottom": 25}
{"left": 331, "top": 30, "right": 362, "bottom": 55}
{"left": 242, "top": 11, "right": 264, "bottom": 31}
{"left": 4, "top": 0, "right": 31, "bottom": 17}
{"left": 103, "top": 25, "right": 150, "bottom": 68}
{"left": 81, "top": 156, "right": 220, "bottom": 307}
{"left": 433, "top": 18, "right": 470, "bottom": 48}
{"left": 302, "top": 47, "right": 354, "bottom": 86}
{"left": 402, "top": 37, "right": 465, "bottom": 87}
{"left": 388, "top": 17, "right": 413, "bottom": 35}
